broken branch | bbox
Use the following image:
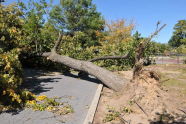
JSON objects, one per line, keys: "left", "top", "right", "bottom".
{"left": 89, "top": 53, "right": 129, "bottom": 62}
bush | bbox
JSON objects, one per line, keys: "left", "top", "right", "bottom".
{"left": 0, "top": 49, "right": 34, "bottom": 108}
{"left": 0, "top": 4, "right": 25, "bottom": 52}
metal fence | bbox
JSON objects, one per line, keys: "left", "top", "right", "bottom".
{"left": 150, "top": 54, "right": 186, "bottom": 64}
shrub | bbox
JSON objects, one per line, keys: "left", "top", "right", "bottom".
{"left": 0, "top": 49, "right": 35, "bottom": 108}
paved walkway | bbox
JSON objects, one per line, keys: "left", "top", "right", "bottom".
{"left": 0, "top": 68, "right": 99, "bottom": 124}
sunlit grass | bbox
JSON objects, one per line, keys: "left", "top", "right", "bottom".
{"left": 162, "top": 79, "right": 186, "bottom": 88}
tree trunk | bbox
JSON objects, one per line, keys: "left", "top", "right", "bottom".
{"left": 41, "top": 24, "right": 166, "bottom": 91}
{"left": 133, "top": 24, "right": 166, "bottom": 79}
{"left": 43, "top": 52, "right": 129, "bottom": 91}
{"left": 88, "top": 53, "right": 129, "bottom": 62}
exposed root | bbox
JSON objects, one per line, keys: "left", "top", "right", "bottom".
{"left": 120, "top": 70, "right": 186, "bottom": 123}
{"left": 94, "top": 66, "right": 186, "bottom": 124}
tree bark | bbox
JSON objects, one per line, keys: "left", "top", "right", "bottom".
{"left": 42, "top": 33, "right": 129, "bottom": 91}
{"left": 133, "top": 24, "right": 166, "bottom": 79}
{"left": 88, "top": 53, "right": 129, "bottom": 62}
{"left": 41, "top": 24, "right": 166, "bottom": 91}
{"left": 43, "top": 52, "right": 128, "bottom": 91}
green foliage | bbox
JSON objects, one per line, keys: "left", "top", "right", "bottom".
{"left": 16, "top": 1, "right": 64, "bottom": 69}
{"left": 0, "top": 4, "right": 35, "bottom": 109}
{"left": 169, "top": 20, "right": 186, "bottom": 47}
{"left": 0, "top": 49, "right": 35, "bottom": 108}
{"left": 50, "top": 0, "right": 105, "bottom": 47}
{"left": 0, "top": 4, "right": 25, "bottom": 52}
{"left": 19, "top": 0, "right": 56, "bottom": 53}
{"left": 151, "top": 42, "right": 170, "bottom": 54}
{"left": 120, "top": 106, "right": 133, "bottom": 114}
{"left": 175, "top": 45, "right": 186, "bottom": 54}
{"left": 103, "top": 106, "right": 120, "bottom": 123}
{"left": 0, "top": 2, "right": 56, "bottom": 53}
{"left": 103, "top": 105, "right": 133, "bottom": 123}
{"left": 95, "top": 41, "right": 134, "bottom": 70}
{"left": 59, "top": 32, "right": 134, "bottom": 70}
{"left": 59, "top": 19, "right": 135, "bottom": 71}
{"left": 59, "top": 29, "right": 162, "bottom": 71}
{"left": 93, "top": 20, "right": 135, "bottom": 70}
{"left": 131, "top": 31, "right": 171, "bottom": 60}
{"left": 104, "top": 19, "right": 134, "bottom": 43}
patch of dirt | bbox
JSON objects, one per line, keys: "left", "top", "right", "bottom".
{"left": 93, "top": 64, "right": 186, "bottom": 124}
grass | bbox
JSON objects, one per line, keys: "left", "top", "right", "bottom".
{"left": 178, "top": 74, "right": 186, "bottom": 79}
{"left": 181, "top": 67, "right": 186, "bottom": 73}
{"left": 103, "top": 110, "right": 120, "bottom": 123}
{"left": 103, "top": 105, "right": 134, "bottom": 123}
{"left": 162, "top": 79, "right": 186, "bottom": 88}
{"left": 103, "top": 106, "right": 120, "bottom": 123}
{"left": 156, "top": 64, "right": 186, "bottom": 94}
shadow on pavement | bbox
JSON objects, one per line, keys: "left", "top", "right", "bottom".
{"left": 22, "top": 68, "right": 101, "bottom": 95}
{"left": 1, "top": 109, "right": 24, "bottom": 115}
{"left": 22, "top": 68, "right": 62, "bottom": 94}
{"left": 63, "top": 71, "right": 101, "bottom": 84}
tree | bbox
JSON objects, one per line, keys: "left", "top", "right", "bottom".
{"left": 150, "top": 42, "right": 170, "bottom": 54}
{"left": 104, "top": 19, "right": 134, "bottom": 43}
{"left": 17, "top": 0, "right": 57, "bottom": 53}
{"left": 0, "top": 4, "right": 35, "bottom": 108}
{"left": 41, "top": 24, "right": 166, "bottom": 91}
{"left": 168, "top": 20, "right": 186, "bottom": 47}
{"left": 86, "top": 19, "right": 135, "bottom": 70}
{"left": 0, "top": 4, "right": 25, "bottom": 52}
{"left": 49, "top": 0, "right": 105, "bottom": 48}
{"left": 22, "top": 0, "right": 48, "bottom": 52}
{"left": 42, "top": 33, "right": 129, "bottom": 91}
{"left": 1, "top": 1, "right": 166, "bottom": 92}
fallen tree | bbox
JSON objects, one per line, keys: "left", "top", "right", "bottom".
{"left": 41, "top": 24, "right": 166, "bottom": 92}
{"left": 88, "top": 53, "right": 129, "bottom": 62}
{"left": 42, "top": 33, "right": 129, "bottom": 91}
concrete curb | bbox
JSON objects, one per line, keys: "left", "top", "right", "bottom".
{"left": 83, "top": 84, "right": 103, "bottom": 124}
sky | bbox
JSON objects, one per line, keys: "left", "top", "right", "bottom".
{"left": 3, "top": 0, "right": 186, "bottom": 43}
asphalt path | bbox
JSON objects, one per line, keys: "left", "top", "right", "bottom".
{"left": 0, "top": 68, "right": 100, "bottom": 124}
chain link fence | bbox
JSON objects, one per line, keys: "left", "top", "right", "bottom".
{"left": 150, "top": 54, "right": 186, "bottom": 64}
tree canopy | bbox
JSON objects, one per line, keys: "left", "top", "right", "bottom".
{"left": 50, "top": 0, "right": 105, "bottom": 47}
{"left": 168, "top": 20, "right": 186, "bottom": 47}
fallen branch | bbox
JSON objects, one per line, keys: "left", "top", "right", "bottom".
{"left": 134, "top": 101, "right": 148, "bottom": 117}
{"left": 119, "top": 114, "right": 130, "bottom": 124}
{"left": 160, "top": 79, "right": 170, "bottom": 83}
{"left": 177, "top": 108, "right": 186, "bottom": 114}
{"left": 140, "top": 77, "right": 149, "bottom": 84}
{"left": 89, "top": 53, "right": 129, "bottom": 62}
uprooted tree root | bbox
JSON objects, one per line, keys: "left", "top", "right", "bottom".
{"left": 118, "top": 70, "right": 186, "bottom": 123}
